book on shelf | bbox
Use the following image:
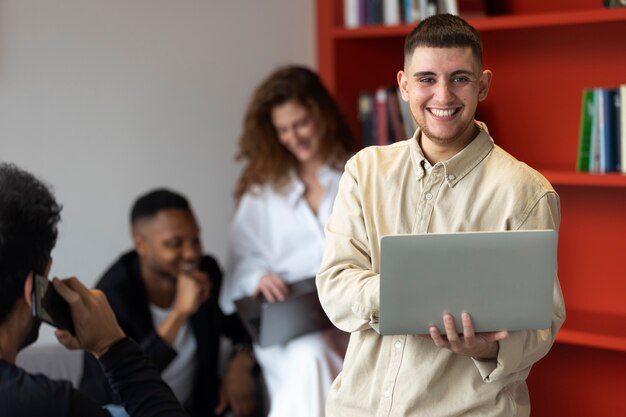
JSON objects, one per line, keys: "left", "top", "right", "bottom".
{"left": 577, "top": 86, "right": 623, "bottom": 174}
{"left": 438, "top": 0, "right": 459, "bottom": 15}
{"left": 344, "top": 0, "right": 359, "bottom": 28}
{"left": 358, "top": 91, "right": 374, "bottom": 147}
{"left": 358, "top": 86, "right": 416, "bottom": 147}
{"left": 383, "top": 0, "right": 401, "bottom": 25}
{"left": 576, "top": 89, "right": 594, "bottom": 172}
{"left": 403, "top": 0, "right": 420, "bottom": 23}
{"left": 618, "top": 84, "right": 626, "bottom": 174}
{"left": 604, "top": 0, "right": 626, "bottom": 8}
{"left": 375, "top": 87, "right": 389, "bottom": 145}
{"left": 366, "top": 0, "right": 384, "bottom": 25}
{"left": 598, "top": 88, "right": 619, "bottom": 173}
{"left": 343, "top": 0, "right": 479, "bottom": 28}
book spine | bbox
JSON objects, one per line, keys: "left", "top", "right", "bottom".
{"left": 576, "top": 89, "right": 593, "bottom": 172}
{"left": 419, "top": 0, "right": 429, "bottom": 20}
{"left": 358, "top": 91, "right": 374, "bottom": 147}
{"left": 344, "top": 0, "right": 360, "bottom": 28}
{"left": 589, "top": 88, "right": 601, "bottom": 172}
{"left": 375, "top": 87, "right": 389, "bottom": 145}
{"left": 620, "top": 85, "right": 626, "bottom": 174}
{"left": 383, "top": 0, "right": 401, "bottom": 25}
{"left": 607, "top": 88, "right": 619, "bottom": 172}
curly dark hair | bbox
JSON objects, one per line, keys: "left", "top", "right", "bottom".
{"left": 234, "top": 65, "right": 354, "bottom": 202}
{"left": 0, "top": 163, "right": 62, "bottom": 324}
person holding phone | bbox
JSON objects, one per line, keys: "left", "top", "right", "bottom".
{"left": 218, "top": 66, "right": 354, "bottom": 417}
{"left": 0, "top": 162, "right": 189, "bottom": 417}
{"left": 79, "top": 189, "right": 259, "bottom": 417}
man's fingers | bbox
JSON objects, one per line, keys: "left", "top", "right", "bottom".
{"left": 461, "top": 312, "right": 475, "bottom": 339}
{"left": 443, "top": 314, "right": 461, "bottom": 347}
{"left": 52, "top": 277, "right": 81, "bottom": 305}
{"left": 429, "top": 326, "right": 448, "bottom": 348}
{"left": 55, "top": 329, "right": 80, "bottom": 350}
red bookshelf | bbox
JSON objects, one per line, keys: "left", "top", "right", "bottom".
{"left": 317, "top": 1, "right": 626, "bottom": 416}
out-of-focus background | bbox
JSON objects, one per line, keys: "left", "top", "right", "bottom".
{"left": 0, "top": 0, "right": 315, "bottom": 343}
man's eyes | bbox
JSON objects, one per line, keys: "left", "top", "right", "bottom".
{"left": 417, "top": 76, "right": 470, "bottom": 84}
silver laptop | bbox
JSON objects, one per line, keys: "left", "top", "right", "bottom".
{"left": 379, "top": 230, "right": 557, "bottom": 335}
{"left": 234, "top": 277, "right": 333, "bottom": 347}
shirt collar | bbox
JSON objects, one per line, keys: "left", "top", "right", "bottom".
{"left": 409, "top": 121, "right": 494, "bottom": 187}
{"left": 285, "top": 164, "right": 336, "bottom": 207}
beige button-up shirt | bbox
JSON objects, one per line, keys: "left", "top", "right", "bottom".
{"left": 317, "top": 123, "right": 565, "bottom": 417}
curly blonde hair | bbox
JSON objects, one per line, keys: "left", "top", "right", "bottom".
{"left": 234, "top": 66, "right": 354, "bottom": 202}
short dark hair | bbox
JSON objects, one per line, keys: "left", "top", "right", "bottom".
{"left": 130, "top": 188, "right": 191, "bottom": 227}
{"left": 0, "top": 163, "right": 62, "bottom": 324}
{"left": 404, "top": 14, "right": 483, "bottom": 67}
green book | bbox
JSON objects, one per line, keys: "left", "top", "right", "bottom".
{"left": 577, "top": 89, "right": 595, "bottom": 172}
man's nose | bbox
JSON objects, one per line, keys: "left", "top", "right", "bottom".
{"left": 182, "top": 241, "right": 201, "bottom": 260}
{"left": 434, "top": 81, "right": 454, "bottom": 102}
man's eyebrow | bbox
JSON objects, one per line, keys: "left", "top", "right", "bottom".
{"left": 412, "top": 71, "right": 436, "bottom": 77}
{"left": 451, "top": 69, "right": 475, "bottom": 76}
{"left": 412, "top": 69, "right": 476, "bottom": 77}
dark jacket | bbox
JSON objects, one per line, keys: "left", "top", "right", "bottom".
{"left": 79, "top": 251, "right": 250, "bottom": 417}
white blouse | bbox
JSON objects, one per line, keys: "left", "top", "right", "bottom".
{"left": 219, "top": 165, "right": 342, "bottom": 314}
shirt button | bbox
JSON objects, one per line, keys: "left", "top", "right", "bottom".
{"left": 448, "top": 174, "right": 456, "bottom": 181}
{"left": 384, "top": 390, "right": 391, "bottom": 398}
{"left": 395, "top": 341, "right": 402, "bottom": 349}
{"left": 425, "top": 193, "right": 433, "bottom": 200}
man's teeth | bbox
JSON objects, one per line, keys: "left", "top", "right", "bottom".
{"left": 180, "top": 263, "right": 197, "bottom": 271}
{"left": 431, "top": 108, "right": 456, "bottom": 117}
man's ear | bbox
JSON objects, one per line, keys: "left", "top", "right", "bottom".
{"left": 478, "top": 69, "right": 492, "bottom": 102}
{"left": 397, "top": 70, "right": 409, "bottom": 102}
{"left": 133, "top": 230, "right": 147, "bottom": 256}
{"left": 24, "top": 273, "right": 34, "bottom": 308}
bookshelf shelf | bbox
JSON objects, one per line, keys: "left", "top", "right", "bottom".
{"left": 332, "top": 7, "right": 626, "bottom": 38}
{"left": 557, "top": 309, "right": 626, "bottom": 353}
{"left": 541, "top": 170, "right": 626, "bottom": 187}
{"left": 317, "top": 1, "right": 626, "bottom": 416}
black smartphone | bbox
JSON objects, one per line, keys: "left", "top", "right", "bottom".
{"left": 32, "top": 274, "right": 75, "bottom": 335}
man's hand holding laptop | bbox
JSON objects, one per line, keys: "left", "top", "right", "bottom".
{"left": 423, "top": 312, "right": 509, "bottom": 360}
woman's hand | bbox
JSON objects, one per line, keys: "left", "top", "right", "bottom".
{"left": 253, "top": 273, "right": 289, "bottom": 303}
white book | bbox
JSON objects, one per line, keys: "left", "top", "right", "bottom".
{"left": 344, "top": 0, "right": 359, "bottom": 28}
{"left": 383, "top": 0, "right": 401, "bottom": 25}
{"left": 419, "top": 0, "right": 429, "bottom": 19}
{"left": 438, "top": 0, "right": 459, "bottom": 15}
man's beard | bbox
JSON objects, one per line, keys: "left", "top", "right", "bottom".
{"left": 19, "top": 317, "right": 42, "bottom": 350}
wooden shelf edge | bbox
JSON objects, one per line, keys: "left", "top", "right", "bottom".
{"left": 540, "top": 170, "right": 626, "bottom": 187}
{"left": 556, "top": 328, "right": 626, "bottom": 353}
{"left": 332, "top": 8, "right": 626, "bottom": 39}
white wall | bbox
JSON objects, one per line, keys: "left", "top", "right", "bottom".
{"left": 0, "top": 0, "right": 315, "bottom": 343}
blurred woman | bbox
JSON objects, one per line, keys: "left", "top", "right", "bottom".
{"left": 219, "top": 65, "right": 354, "bottom": 417}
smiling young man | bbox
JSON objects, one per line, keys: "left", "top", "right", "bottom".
{"left": 316, "top": 14, "right": 565, "bottom": 417}
{"left": 79, "top": 189, "right": 258, "bottom": 417}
